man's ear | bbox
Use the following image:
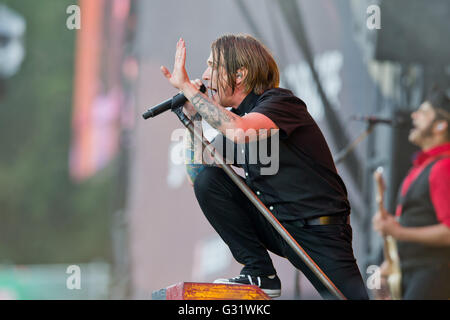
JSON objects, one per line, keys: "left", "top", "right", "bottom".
{"left": 236, "top": 67, "right": 248, "bottom": 86}
{"left": 435, "top": 120, "right": 448, "bottom": 132}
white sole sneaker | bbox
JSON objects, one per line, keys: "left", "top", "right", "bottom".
{"left": 213, "top": 275, "right": 281, "bottom": 298}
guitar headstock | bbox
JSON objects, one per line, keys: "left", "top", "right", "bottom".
{"left": 373, "top": 166, "right": 386, "bottom": 205}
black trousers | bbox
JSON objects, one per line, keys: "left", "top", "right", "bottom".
{"left": 401, "top": 264, "right": 450, "bottom": 299}
{"left": 193, "top": 166, "right": 369, "bottom": 300}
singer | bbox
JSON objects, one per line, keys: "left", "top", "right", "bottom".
{"left": 160, "top": 34, "right": 368, "bottom": 299}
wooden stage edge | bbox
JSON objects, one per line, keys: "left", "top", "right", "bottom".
{"left": 152, "top": 282, "right": 271, "bottom": 300}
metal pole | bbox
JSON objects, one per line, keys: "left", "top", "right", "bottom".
{"left": 173, "top": 107, "right": 347, "bottom": 300}
{"left": 334, "top": 123, "right": 375, "bottom": 164}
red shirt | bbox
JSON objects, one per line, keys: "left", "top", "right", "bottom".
{"left": 396, "top": 142, "right": 450, "bottom": 227}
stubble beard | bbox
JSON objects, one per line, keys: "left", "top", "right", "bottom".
{"left": 409, "top": 121, "right": 435, "bottom": 148}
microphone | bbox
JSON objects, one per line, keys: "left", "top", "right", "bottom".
{"left": 142, "top": 84, "right": 206, "bottom": 119}
{"left": 350, "top": 115, "right": 408, "bottom": 126}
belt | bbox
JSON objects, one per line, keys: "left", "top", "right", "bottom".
{"left": 304, "top": 214, "right": 350, "bottom": 226}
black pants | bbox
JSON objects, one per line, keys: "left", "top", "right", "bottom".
{"left": 401, "top": 264, "right": 450, "bottom": 299}
{"left": 193, "top": 167, "right": 369, "bottom": 300}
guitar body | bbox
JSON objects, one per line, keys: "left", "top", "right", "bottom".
{"left": 385, "top": 236, "right": 402, "bottom": 300}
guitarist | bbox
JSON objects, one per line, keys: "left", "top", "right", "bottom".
{"left": 373, "top": 86, "right": 450, "bottom": 299}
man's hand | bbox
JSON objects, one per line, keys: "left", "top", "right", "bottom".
{"left": 373, "top": 210, "right": 402, "bottom": 238}
{"left": 160, "top": 38, "right": 191, "bottom": 91}
{"left": 379, "top": 260, "right": 393, "bottom": 277}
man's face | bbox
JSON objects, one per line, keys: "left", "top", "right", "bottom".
{"left": 202, "top": 51, "right": 234, "bottom": 107}
{"left": 409, "top": 101, "right": 438, "bottom": 147}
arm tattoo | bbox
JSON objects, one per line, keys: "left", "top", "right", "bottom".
{"left": 185, "top": 161, "right": 206, "bottom": 185}
{"left": 184, "top": 122, "right": 204, "bottom": 184}
{"left": 184, "top": 118, "right": 217, "bottom": 185}
{"left": 191, "top": 93, "right": 240, "bottom": 130}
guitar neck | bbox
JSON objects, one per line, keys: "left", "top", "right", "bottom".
{"left": 374, "top": 168, "right": 393, "bottom": 263}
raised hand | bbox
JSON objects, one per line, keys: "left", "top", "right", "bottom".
{"left": 160, "top": 38, "right": 191, "bottom": 91}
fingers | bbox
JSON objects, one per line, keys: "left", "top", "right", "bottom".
{"left": 175, "top": 38, "right": 186, "bottom": 68}
{"left": 373, "top": 214, "right": 388, "bottom": 236}
{"left": 380, "top": 261, "right": 392, "bottom": 277}
{"left": 372, "top": 211, "right": 381, "bottom": 224}
{"left": 160, "top": 65, "right": 171, "bottom": 79}
{"left": 372, "top": 212, "right": 384, "bottom": 232}
{"left": 162, "top": 38, "right": 186, "bottom": 79}
{"left": 161, "top": 38, "right": 192, "bottom": 89}
{"left": 190, "top": 79, "right": 203, "bottom": 90}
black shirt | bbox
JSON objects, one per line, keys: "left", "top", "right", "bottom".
{"left": 214, "top": 88, "right": 350, "bottom": 222}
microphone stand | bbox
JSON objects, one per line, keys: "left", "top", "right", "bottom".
{"left": 172, "top": 106, "right": 347, "bottom": 300}
{"left": 334, "top": 122, "right": 375, "bottom": 164}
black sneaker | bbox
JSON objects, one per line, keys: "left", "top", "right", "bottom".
{"left": 213, "top": 274, "right": 281, "bottom": 298}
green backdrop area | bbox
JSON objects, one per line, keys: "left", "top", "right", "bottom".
{"left": 0, "top": 0, "right": 115, "bottom": 264}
